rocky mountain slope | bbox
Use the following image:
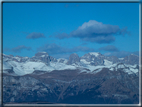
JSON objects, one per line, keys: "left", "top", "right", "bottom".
{"left": 2, "top": 52, "right": 139, "bottom": 104}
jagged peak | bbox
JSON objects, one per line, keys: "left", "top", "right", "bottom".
{"left": 35, "top": 52, "right": 49, "bottom": 57}
{"left": 88, "top": 52, "right": 101, "bottom": 57}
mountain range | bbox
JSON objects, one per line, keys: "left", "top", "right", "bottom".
{"left": 1, "top": 52, "right": 139, "bottom": 104}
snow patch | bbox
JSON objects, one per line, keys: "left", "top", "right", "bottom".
{"left": 104, "top": 59, "right": 112, "bottom": 66}
{"left": 126, "top": 64, "right": 137, "bottom": 68}
{"left": 50, "top": 62, "right": 76, "bottom": 70}
{"left": 119, "top": 58, "right": 124, "bottom": 60}
{"left": 123, "top": 69, "right": 133, "bottom": 74}
{"left": 109, "top": 67, "right": 114, "bottom": 71}
{"left": 41, "top": 55, "right": 45, "bottom": 57}
{"left": 85, "top": 65, "right": 105, "bottom": 72}
{"left": 89, "top": 52, "right": 99, "bottom": 57}
{"left": 117, "top": 64, "right": 125, "bottom": 69}
{"left": 57, "top": 58, "right": 68, "bottom": 64}
{"left": 2, "top": 61, "right": 53, "bottom": 75}
{"left": 14, "top": 57, "right": 21, "bottom": 61}
{"left": 129, "top": 68, "right": 138, "bottom": 73}
{"left": 3, "top": 61, "right": 11, "bottom": 69}
{"left": 108, "top": 63, "right": 139, "bottom": 74}
{"left": 80, "top": 59, "right": 90, "bottom": 64}
{"left": 93, "top": 68, "right": 102, "bottom": 74}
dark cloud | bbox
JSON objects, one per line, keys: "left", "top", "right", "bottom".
{"left": 55, "top": 20, "right": 129, "bottom": 44}
{"left": 81, "top": 35, "right": 115, "bottom": 44}
{"left": 104, "top": 51, "right": 139, "bottom": 58}
{"left": 4, "top": 45, "right": 32, "bottom": 53}
{"left": 37, "top": 43, "right": 95, "bottom": 55}
{"left": 26, "top": 32, "right": 45, "bottom": 39}
{"left": 99, "top": 45, "right": 119, "bottom": 52}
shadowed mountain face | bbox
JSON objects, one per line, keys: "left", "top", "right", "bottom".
{"left": 2, "top": 52, "right": 139, "bottom": 104}
{"left": 67, "top": 53, "right": 80, "bottom": 65}
{"left": 3, "top": 69, "right": 139, "bottom": 104}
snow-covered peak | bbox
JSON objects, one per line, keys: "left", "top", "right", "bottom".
{"left": 40, "top": 52, "right": 47, "bottom": 53}
{"left": 14, "top": 56, "right": 21, "bottom": 61}
{"left": 119, "top": 58, "right": 124, "bottom": 60}
{"left": 89, "top": 52, "right": 100, "bottom": 57}
{"left": 24, "top": 57, "right": 29, "bottom": 59}
{"left": 35, "top": 52, "right": 49, "bottom": 57}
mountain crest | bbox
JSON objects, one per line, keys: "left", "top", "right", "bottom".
{"left": 67, "top": 53, "right": 80, "bottom": 65}
{"left": 35, "top": 52, "right": 49, "bottom": 57}
{"left": 89, "top": 52, "right": 101, "bottom": 57}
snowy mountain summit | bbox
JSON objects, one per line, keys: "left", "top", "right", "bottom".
{"left": 2, "top": 52, "right": 139, "bottom": 76}
{"left": 89, "top": 52, "right": 100, "bottom": 57}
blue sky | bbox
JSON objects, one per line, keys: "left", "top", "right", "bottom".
{"left": 3, "top": 3, "right": 139, "bottom": 59}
